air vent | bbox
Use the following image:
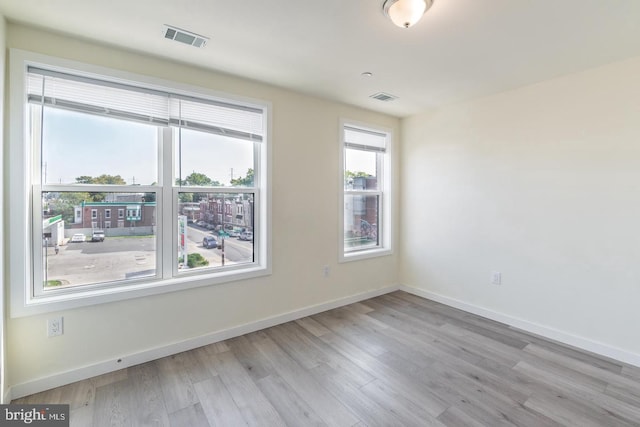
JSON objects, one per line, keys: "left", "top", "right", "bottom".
{"left": 163, "top": 25, "right": 209, "bottom": 48}
{"left": 370, "top": 92, "right": 398, "bottom": 102}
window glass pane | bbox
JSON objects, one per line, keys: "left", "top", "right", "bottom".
{"left": 178, "top": 192, "right": 254, "bottom": 271}
{"left": 344, "top": 194, "right": 379, "bottom": 251}
{"left": 42, "top": 191, "right": 157, "bottom": 290}
{"left": 175, "top": 128, "right": 254, "bottom": 187}
{"left": 39, "top": 107, "right": 158, "bottom": 185}
{"left": 344, "top": 148, "right": 378, "bottom": 190}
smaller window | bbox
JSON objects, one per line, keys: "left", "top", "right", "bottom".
{"left": 91, "top": 209, "right": 97, "bottom": 219}
{"left": 105, "top": 209, "right": 111, "bottom": 219}
{"left": 105, "top": 221, "right": 111, "bottom": 229}
{"left": 118, "top": 209, "right": 124, "bottom": 219}
{"left": 340, "top": 122, "right": 392, "bottom": 261}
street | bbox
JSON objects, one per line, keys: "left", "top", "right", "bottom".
{"left": 45, "top": 226, "right": 253, "bottom": 289}
{"left": 183, "top": 224, "right": 254, "bottom": 268}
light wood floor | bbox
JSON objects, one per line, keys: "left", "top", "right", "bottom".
{"left": 13, "top": 291, "right": 640, "bottom": 426}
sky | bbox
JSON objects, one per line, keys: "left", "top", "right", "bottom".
{"left": 42, "top": 108, "right": 253, "bottom": 186}
{"left": 41, "top": 107, "right": 375, "bottom": 187}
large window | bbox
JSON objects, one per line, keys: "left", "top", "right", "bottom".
{"left": 340, "top": 122, "right": 392, "bottom": 261}
{"left": 9, "top": 50, "right": 270, "bottom": 315}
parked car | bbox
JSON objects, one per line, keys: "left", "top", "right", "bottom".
{"left": 70, "top": 233, "right": 86, "bottom": 243}
{"left": 239, "top": 231, "right": 253, "bottom": 241}
{"left": 91, "top": 230, "right": 105, "bottom": 242}
{"left": 196, "top": 221, "right": 206, "bottom": 227}
{"left": 202, "top": 236, "right": 218, "bottom": 249}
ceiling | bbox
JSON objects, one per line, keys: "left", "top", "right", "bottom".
{"left": 1, "top": 0, "right": 640, "bottom": 117}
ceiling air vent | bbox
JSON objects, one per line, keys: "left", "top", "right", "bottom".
{"left": 163, "top": 25, "right": 209, "bottom": 48}
{"left": 370, "top": 92, "right": 398, "bottom": 102}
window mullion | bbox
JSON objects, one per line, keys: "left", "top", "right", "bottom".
{"left": 161, "top": 127, "right": 174, "bottom": 279}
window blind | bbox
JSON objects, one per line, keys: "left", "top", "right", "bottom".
{"left": 27, "top": 66, "right": 263, "bottom": 142}
{"left": 344, "top": 125, "right": 386, "bottom": 153}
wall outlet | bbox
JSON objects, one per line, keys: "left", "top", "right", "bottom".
{"left": 47, "top": 316, "right": 64, "bottom": 337}
{"left": 323, "top": 265, "right": 330, "bottom": 278}
{"left": 491, "top": 271, "right": 502, "bottom": 285}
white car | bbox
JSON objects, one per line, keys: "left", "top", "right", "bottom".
{"left": 70, "top": 233, "right": 86, "bottom": 243}
{"left": 239, "top": 231, "right": 253, "bottom": 241}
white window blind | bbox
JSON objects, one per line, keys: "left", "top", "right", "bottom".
{"left": 344, "top": 125, "right": 387, "bottom": 153}
{"left": 27, "top": 66, "right": 264, "bottom": 142}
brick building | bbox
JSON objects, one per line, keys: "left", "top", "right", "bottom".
{"left": 73, "top": 201, "right": 157, "bottom": 230}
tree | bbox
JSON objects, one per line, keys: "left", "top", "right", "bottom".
{"left": 230, "top": 168, "right": 254, "bottom": 187}
{"left": 177, "top": 173, "right": 222, "bottom": 202}
{"left": 143, "top": 182, "right": 157, "bottom": 203}
{"left": 76, "top": 174, "right": 126, "bottom": 185}
{"left": 184, "top": 172, "right": 213, "bottom": 186}
{"left": 48, "top": 192, "right": 90, "bottom": 225}
{"left": 344, "top": 170, "right": 370, "bottom": 186}
{"left": 75, "top": 174, "right": 127, "bottom": 201}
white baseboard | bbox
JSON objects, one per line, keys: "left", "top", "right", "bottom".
{"left": 9, "top": 285, "right": 400, "bottom": 400}
{"left": 400, "top": 285, "right": 640, "bottom": 368}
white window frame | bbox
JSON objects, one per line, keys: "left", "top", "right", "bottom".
{"left": 105, "top": 209, "right": 111, "bottom": 219}
{"left": 8, "top": 49, "right": 271, "bottom": 317}
{"left": 339, "top": 119, "right": 393, "bottom": 262}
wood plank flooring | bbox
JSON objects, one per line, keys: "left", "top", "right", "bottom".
{"left": 13, "top": 291, "right": 640, "bottom": 426}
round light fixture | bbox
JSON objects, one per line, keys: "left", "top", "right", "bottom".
{"left": 382, "top": 0, "right": 434, "bottom": 29}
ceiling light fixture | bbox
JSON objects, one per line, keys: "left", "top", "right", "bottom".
{"left": 382, "top": 0, "right": 434, "bottom": 29}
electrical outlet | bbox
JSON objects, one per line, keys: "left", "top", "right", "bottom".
{"left": 491, "top": 271, "right": 502, "bottom": 285}
{"left": 323, "top": 265, "right": 330, "bottom": 278}
{"left": 47, "top": 316, "right": 64, "bottom": 337}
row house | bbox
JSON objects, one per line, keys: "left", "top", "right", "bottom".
{"left": 180, "top": 195, "right": 254, "bottom": 231}
{"left": 72, "top": 201, "right": 157, "bottom": 229}
{"left": 345, "top": 176, "right": 378, "bottom": 240}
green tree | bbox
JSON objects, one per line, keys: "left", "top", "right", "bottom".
{"left": 76, "top": 174, "right": 126, "bottom": 185}
{"left": 143, "top": 183, "right": 157, "bottom": 203}
{"left": 48, "top": 192, "right": 90, "bottom": 225}
{"left": 178, "top": 192, "right": 193, "bottom": 203}
{"left": 75, "top": 174, "right": 127, "bottom": 201}
{"left": 177, "top": 173, "right": 222, "bottom": 202}
{"left": 230, "top": 168, "right": 254, "bottom": 187}
{"left": 344, "top": 170, "right": 370, "bottom": 186}
{"left": 184, "top": 172, "right": 212, "bottom": 186}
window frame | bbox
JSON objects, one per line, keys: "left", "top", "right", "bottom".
{"left": 338, "top": 119, "right": 393, "bottom": 262}
{"left": 8, "top": 49, "right": 272, "bottom": 317}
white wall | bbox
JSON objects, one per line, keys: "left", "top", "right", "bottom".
{"left": 401, "top": 55, "right": 640, "bottom": 361}
{"left": 4, "top": 24, "right": 400, "bottom": 393}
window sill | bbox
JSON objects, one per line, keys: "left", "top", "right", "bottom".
{"left": 339, "top": 247, "right": 392, "bottom": 263}
{"left": 11, "top": 265, "right": 271, "bottom": 318}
